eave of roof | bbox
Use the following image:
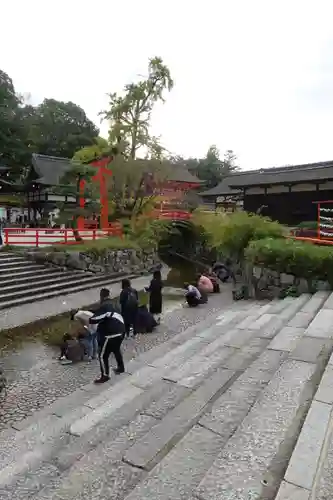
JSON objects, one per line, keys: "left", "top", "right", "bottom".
{"left": 31, "top": 154, "right": 202, "bottom": 186}
{"left": 201, "top": 159, "right": 333, "bottom": 195}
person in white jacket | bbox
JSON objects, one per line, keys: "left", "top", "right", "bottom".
{"left": 73, "top": 310, "right": 98, "bottom": 360}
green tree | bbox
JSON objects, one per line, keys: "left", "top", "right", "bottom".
{"left": 173, "top": 147, "right": 239, "bottom": 188}
{"left": 27, "top": 98, "right": 99, "bottom": 158}
{"left": 72, "top": 137, "right": 109, "bottom": 164}
{"left": 105, "top": 155, "right": 172, "bottom": 219}
{"left": 196, "top": 146, "right": 239, "bottom": 188}
{"left": 101, "top": 57, "right": 173, "bottom": 159}
{"left": 0, "top": 70, "right": 30, "bottom": 179}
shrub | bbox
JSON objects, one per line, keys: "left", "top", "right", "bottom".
{"left": 245, "top": 237, "right": 333, "bottom": 288}
{"left": 297, "top": 221, "right": 318, "bottom": 230}
{"left": 51, "top": 236, "right": 139, "bottom": 254}
{"left": 192, "top": 210, "right": 285, "bottom": 261}
{"left": 128, "top": 216, "right": 172, "bottom": 251}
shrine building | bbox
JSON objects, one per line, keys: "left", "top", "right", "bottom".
{"left": 200, "top": 160, "right": 333, "bottom": 226}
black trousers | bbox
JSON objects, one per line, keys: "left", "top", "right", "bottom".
{"left": 123, "top": 310, "right": 138, "bottom": 336}
{"left": 186, "top": 293, "right": 200, "bottom": 307}
{"left": 98, "top": 335, "right": 124, "bottom": 376}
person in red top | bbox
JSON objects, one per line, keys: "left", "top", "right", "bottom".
{"left": 197, "top": 273, "right": 214, "bottom": 293}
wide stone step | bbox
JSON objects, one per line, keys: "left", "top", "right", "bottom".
{"left": 0, "top": 254, "right": 27, "bottom": 263}
{"left": 196, "top": 357, "right": 323, "bottom": 500}
{"left": 33, "top": 297, "right": 306, "bottom": 500}
{"left": 0, "top": 270, "right": 84, "bottom": 289}
{"left": 276, "top": 351, "right": 333, "bottom": 499}
{"left": 122, "top": 351, "right": 287, "bottom": 500}
{"left": 0, "top": 259, "right": 34, "bottom": 269}
{"left": 0, "top": 294, "right": 314, "bottom": 498}
{"left": 0, "top": 300, "right": 278, "bottom": 487}
{"left": 0, "top": 273, "right": 138, "bottom": 310}
{"left": 0, "top": 264, "right": 48, "bottom": 277}
{"left": 0, "top": 271, "right": 126, "bottom": 302}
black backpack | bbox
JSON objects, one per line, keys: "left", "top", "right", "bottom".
{"left": 127, "top": 288, "right": 138, "bottom": 308}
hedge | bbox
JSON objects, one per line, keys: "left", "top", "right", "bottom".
{"left": 245, "top": 237, "right": 333, "bottom": 287}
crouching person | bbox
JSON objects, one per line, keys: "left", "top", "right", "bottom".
{"left": 59, "top": 333, "right": 84, "bottom": 364}
{"left": 72, "top": 310, "right": 98, "bottom": 360}
{"left": 89, "top": 288, "right": 126, "bottom": 384}
{"left": 184, "top": 283, "right": 202, "bottom": 307}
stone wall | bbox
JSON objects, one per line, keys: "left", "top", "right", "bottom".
{"left": 25, "top": 248, "right": 160, "bottom": 275}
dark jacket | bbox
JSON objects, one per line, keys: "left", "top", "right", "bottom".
{"left": 146, "top": 278, "right": 163, "bottom": 315}
{"left": 119, "top": 287, "right": 138, "bottom": 318}
{"left": 89, "top": 299, "right": 125, "bottom": 343}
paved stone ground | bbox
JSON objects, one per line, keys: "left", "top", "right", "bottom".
{"left": 0, "top": 286, "right": 234, "bottom": 431}
{"left": 2, "top": 289, "right": 333, "bottom": 499}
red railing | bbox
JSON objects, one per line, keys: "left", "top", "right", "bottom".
{"left": 4, "top": 224, "right": 123, "bottom": 247}
{"left": 153, "top": 210, "right": 192, "bottom": 220}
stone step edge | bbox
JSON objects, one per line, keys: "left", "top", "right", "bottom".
{"left": 0, "top": 273, "right": 139, "bottom": 310}
{"left": 0, "top": 271, "right": 129, "bottom": 299}
{"left": 277, "top": 355, "right": 333, "bottom": 498}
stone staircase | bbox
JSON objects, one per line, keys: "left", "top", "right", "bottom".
{"left": 1, "top": 291, "right": 333, "bottom": 499}
{"left": 0, "top": 252, "right": 135, "bottom": 310}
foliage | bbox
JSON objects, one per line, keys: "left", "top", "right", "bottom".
{"left": 245, "top": 237, "right": 333, "bottom": 289}
{"left": 0, "top": 70, "right": 30, "bottom": 179}
{"left": 192, "top": 210, "right": 285, "bottom": 261}
{"left": 25, "top": 98, "right": 99, "bottom": 158}
{"left": 56, "top": 235, "right": 139, "bottom": 254}
{"left": 103, "top": 155, "right": 172, "bottom": 218}
{"left": 297, "top": 221, "right": 318, "bottom": 229}
{"left": 128, "top": 215, "right": 172, "bottom": 250}
{"left": 171, "top": 146, "right": 239, "bottom": 189}
{"left": 72, "top": 137, "right": 109, "bottom": 164}
{"left": 101, "top": 57, "right": 173, "bottom": 159}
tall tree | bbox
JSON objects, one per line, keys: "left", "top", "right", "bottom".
{"left": 174, "top": 146, "right": 239, "bottom": 188}
{"left": 101, "top": 57, "right": 173, "bottom": 159}
{"left": 0, "top": 70, "right": 30, "bottom": 179}
{"left": 27, "top": 98, "right": 99, "bottom": 158}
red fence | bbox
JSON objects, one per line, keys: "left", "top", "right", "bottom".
{"left": 4, "top": 225, "right": 123, "bottom": 247}
{"left": 154, "top": 210, "right": 192, "bottom": 220}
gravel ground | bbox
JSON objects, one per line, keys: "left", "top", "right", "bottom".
{"left": 0, "top": 286, "right": 234, "bottom": 431}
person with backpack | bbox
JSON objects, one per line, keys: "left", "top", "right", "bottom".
{"left": 120, "top": 278, "right": 139, "bottom": 337}
{"left": 89, "top": 288, "right": 126, "bottom": 383}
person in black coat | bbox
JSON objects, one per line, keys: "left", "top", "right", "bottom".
{"left": 145, "top": 270, "right": 163, "bottom": 323}
{"left": 119, "top": 278, "right": 139, "bottom": 337}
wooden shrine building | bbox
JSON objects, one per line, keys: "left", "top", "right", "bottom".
{"left": 200, "top": 160, "right": 333, "bottom": 226}
{"left": 25, "top": 154, "right": 202, "bottom": 223}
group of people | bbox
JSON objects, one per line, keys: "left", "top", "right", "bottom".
{"left": 183, "top": 260, "right": 234, "bottom": 307}
{"left": 59, "top": 261, "right": 233, "bottom": 384}
{"left": 59, "top": 272, "right": 164, "bottom": 383}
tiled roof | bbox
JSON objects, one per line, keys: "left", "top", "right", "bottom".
{"left": 31, "top": 154, "right": 201, "bottom": 186}
{"left": 200, "top": 160, "right": 333, "bottom": 196}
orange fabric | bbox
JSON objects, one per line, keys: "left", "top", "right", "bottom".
{"left": 198, "top": 275, "right": 214, "bottom": 293}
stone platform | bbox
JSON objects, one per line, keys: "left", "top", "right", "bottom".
{"left": 1, "top": 291, "right": 333, "bottom": 499}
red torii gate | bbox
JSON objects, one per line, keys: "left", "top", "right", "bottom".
{"left": 78, "top": 157, "right": 112, "bottom": 230}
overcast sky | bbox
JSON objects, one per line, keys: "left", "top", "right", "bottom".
{"left": 2, "top": 0, "right": 333, "bottom": 170}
